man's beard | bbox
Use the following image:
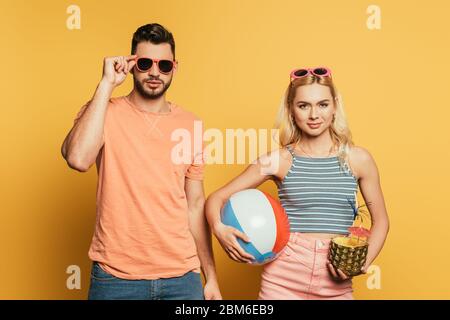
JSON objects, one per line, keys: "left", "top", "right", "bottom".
{"left": 134, "top": 76, "right": 172, "bottom": 100}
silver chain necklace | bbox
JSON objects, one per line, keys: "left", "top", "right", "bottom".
{"left": 296, "top": 142, "right": 335, "bottom": 158}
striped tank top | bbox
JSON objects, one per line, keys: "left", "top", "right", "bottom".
{"left": 278, "top": 146, "right": 359, "bottom": 235}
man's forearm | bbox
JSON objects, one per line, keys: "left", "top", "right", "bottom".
{"left": 189, "top": 206, "right": 219, "bottom": 283}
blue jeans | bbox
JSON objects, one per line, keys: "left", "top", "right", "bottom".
{"left": 88, "top": 262, "right": 204, "bottom": 300}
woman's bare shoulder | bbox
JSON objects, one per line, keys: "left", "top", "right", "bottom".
{"left": 349, "top": 145, "right": 372, "bottom": 159}
{"left": 254, "top": 147, "right": 293, "bottom": 179}
{"left": 348, "top": 145, "right": 377, "bottom": 180}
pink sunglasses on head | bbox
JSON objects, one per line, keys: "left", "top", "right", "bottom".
{"left": 290, "top": 67, "right": 332, "bottom": 81}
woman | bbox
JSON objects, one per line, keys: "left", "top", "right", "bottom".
{"left": 205, "top": 67, "right": 389, "bottom": 299}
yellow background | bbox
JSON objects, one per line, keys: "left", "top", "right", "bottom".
{"left": 1, "top": 0, "right": 449, "bottom": 299}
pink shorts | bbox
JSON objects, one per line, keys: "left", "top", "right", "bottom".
{"left": 258, "top": 232, "right": 354, "bottom": 300}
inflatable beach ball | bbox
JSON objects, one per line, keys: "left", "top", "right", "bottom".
{"left": 220, "top": 189, "right": 290, "bottom": 265}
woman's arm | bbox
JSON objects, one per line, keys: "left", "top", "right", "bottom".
{"left": 327, "top": 146, "right": 389, "bottom": 281}
{"left": 205, "top": 149, "right": 291, "bottom": 263}
{"left": 352, "top": 146, "right": 390, "bottom": 272}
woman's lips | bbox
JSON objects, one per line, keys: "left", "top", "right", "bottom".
{"left": 307, "top": 123, "right": 322, "bottom": 129}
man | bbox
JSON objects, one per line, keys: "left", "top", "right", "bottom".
{"left": 61, "top": 23, "right": 221, "bottom": 300}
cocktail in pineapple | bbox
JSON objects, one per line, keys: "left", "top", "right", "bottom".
{"left": 329, "top": 193, "right": 372, "bottom": 277}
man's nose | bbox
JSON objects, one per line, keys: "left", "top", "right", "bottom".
{"left": 148, "top": 64, "right": 159, "bottom": 77}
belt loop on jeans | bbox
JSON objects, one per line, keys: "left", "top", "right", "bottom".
{"left": 290, "top": 232, "right": 297, "bottom": 243}
{"left": 317, "top": 240, "right": 324, "bottom": 249}
{"left": 316, "top": 238, "right": 332, "bottom": 252}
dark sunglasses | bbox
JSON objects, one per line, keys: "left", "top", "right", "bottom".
{"left": 135, "top": 57, "right": 176, "bottom": 74}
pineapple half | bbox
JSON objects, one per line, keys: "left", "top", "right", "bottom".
{"left": 329, "top": 236, "right": 368, "bottom": 277}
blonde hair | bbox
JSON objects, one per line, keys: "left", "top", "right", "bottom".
{"left": 274, "top": 74, "right": 354, "bottom": 170}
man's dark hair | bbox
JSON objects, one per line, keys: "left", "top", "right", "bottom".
{"left": 131, "top": 23, "right": 175, "bottom": 58}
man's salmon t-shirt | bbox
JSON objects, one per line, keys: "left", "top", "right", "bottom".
{"left": 73, "top": 96, "right": 205, "bottom": 280}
